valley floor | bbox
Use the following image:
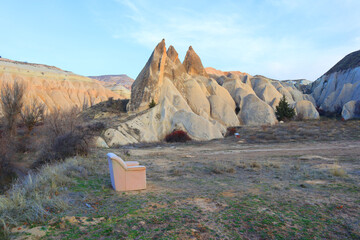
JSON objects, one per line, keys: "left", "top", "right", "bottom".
{"left": 4, "top": 120, "right": 360, "bottom": 239}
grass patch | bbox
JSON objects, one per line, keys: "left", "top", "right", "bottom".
{"left": 0, "top": 157, "right": 91, "bottom": 234}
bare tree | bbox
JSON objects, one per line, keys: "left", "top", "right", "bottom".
{"left": 0, "top": 80, "right": 25, "bottom": 136}
{"left": 21, "top": 99, "right": 46, "bottom": 134}
{"left": 45, "top": 107, "right": 80, "bottom": 138}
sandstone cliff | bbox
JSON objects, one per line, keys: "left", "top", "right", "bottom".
{"left": 0, "top": 58, "right": 123, "bottom": 113}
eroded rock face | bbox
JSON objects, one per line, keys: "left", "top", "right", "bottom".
{"left": 104, "top": 40, "right": 238, "bottom": 146}
{"left": 102, "top": 39, "right": 319, "bottom": 146}
{"left": 293, "top": 100, "right": 320, "bottom": 120}
{"left": 238, "top": 94, "right": 278, "bottom": 125}
{"left": 208, "top": 95, "right": 239, "bottom": 126}
{"left": 183, "top": 46, "right": 209, "bottom": 77}
{"left": 311, "top": 50, "right": 360, "bottom": 114}
{"left": 251, "top": 77, "right": 283, "bottom": 109}
{"left": 0, "top": 58, "right": 122, "bottom": 113}
{"left": 342, "top": 100, "right": 360, "bottom": 120}
{"left": 127, "top": 39, "right": 167, "bottom": 112}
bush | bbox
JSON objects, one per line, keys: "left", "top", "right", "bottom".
{"left": 32, "top": 108, "right": 97, "bottom": 169}
{"left": 165, "top": 130, "right": 191, "bottom": 143}
{"left": 0, "top": 80, "right": 25, "bottom": 136}
{"left": 45, "top": 107, "right": 80, "bottom": 138}
{"left": 21, "top": 99, "right": 45, "bottom": 134}
{"left": 149, "top": 99, "right": 156, "bottom": 108}
{"left": 106, "top": 98, "right": 125, "bottom": 112}
{"left": 33, "top": 127, "right": 93, "bottom": 169}
{"left": 0, "top": 133, "right": 17, "bottom": 194}
{"left": 275, "top": 95, "right": 295, "bottom": 121}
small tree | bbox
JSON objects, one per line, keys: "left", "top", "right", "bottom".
{"left": 149, "top": 99, "right": 156, "bottom": 108}
{"left": 275, "top": 95, "right": 295, "bottom": 121}
{"left": 0, "top": 80, "right": 25, "bottom": 136}
{"left": 21, "top": 99, "right": 46, "bottom": 134}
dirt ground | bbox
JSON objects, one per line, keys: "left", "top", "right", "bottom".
{"left": 8, "top": 119, "right": 360, "bottom": 239}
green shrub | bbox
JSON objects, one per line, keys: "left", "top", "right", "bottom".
{"left": 275, "top": 95, "right": 295, "bottom": 121}
{"left": 149, "top": 99, "right": 156, "bottom": 108}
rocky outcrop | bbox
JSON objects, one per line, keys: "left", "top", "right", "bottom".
{"left": 102, "top": 39, "right": 319, "bottom": 146}
{"left": 238, "top": 94, "right": 278, "bottom": 125}
{"left": 127, "top": 39, "right": 168, "bottom": 112}
{"left": 109, "top": 85, "right": 131, "bottom": 99}
{"left": 208, "top": 95, "right": 239, "bottom": 126}
{"left": 251, "top": 76, "right": 283, "bottom": 108}
{"left": 0, "top": 58, "right": 122, "bottom": 113}
{"left": 341, "top": 100, "right": 360, "bottom": 120}
{"left": 311, "top": 50, "right": 360, "bottom": 114}
{"left": 104, "top": 40, "right": 238, "bottom": 146}
{"left": 183, "top": 46, "right": 208, "bottom": 77}
{"left": 292, "top": 100, "right": 320, "bottom": 120}
{"left": 282, "top": 79, "right": 312, "bottom": 93}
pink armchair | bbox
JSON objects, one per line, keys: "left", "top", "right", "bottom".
{"left": 107, "top": 153, "right": 146, "bottom": 191}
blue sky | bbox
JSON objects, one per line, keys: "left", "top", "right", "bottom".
{"left": 1, "top": 0, "right": 359, "bottom": 81}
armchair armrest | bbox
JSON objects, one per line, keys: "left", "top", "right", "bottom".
{"left": 125, "top": 161, "right": 140, "bottom": 167}
{"left": 127, "top": 166, "right": 146, "bottom": 171}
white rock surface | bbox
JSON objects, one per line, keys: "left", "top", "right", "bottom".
{"left": 341, "top": 100, "right": 360, "bottom": 120}
{"left": 95, "top": 137, "right": 109, "bottom": 148}
{"left": 208, "top": 95, "right": 240, "bottom": 126}
{"left": 293, "top": 100, "right": 320, "bottom": 120}
{"left": 312, "top": 67, "right": 360, "bottom": 112}
{"left": 172, "top": 110, "right": 223, "bottom": 140}
{"left": 238, "top": 94, "right": 278, "bottom": 125}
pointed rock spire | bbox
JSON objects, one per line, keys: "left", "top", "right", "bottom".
{"left": 183, "top": 46, "right": 208, "bottom": 77}
{"left": 167, "top": 45, "right": 181, "bottom": 65}
{"left": 127, "top": 39, "right": 167, "bottom": 112}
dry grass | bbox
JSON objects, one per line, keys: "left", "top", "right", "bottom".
{"left": 249, "top": 162, "right": 261, "bottom": 169}
{"left": 0, "top": 157, "right": 90, "bottom": 235}
{"left": 330, "top": 166, "right": 347, "bottom": 177}
{"left": 2, "top": 119, "right": 360, "bottom": 239}
{"left": 209, "top": 161, "right": 236, "bottom": 174}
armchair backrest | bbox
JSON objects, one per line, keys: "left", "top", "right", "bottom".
{"left": 107, "top": 153, "right": 127, "bottom": 169}
{"left": 107, "top": 153, "right": 127, "bottom": 190}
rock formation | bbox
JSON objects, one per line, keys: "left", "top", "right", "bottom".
{"left": 238, "top": 94, "right": 278, "bottom": 125}
{"left": 0, "top": 58, "right": 123, "bottom": 113}
{"left": 183, "top": 46, "right": 208, "bottom": 77}
{"left": 341, "top": 100, "right": 360, "bottom": 120}
{"left": 127, "top": 39, "right": 168, "bottom": 112}
{"left": 102, "top": 39, "right": 318, "bottom": 146}
{"left": 292, "top": 100, "right": 320, "bottom": 120}
{"left": 311, "top": 50, "right": 360, "bottom": 119}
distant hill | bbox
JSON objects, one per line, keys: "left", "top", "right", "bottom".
{"left": 88, "top": 75, "right": 134, "bottom": 90}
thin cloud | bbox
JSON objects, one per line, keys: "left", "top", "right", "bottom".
{"left": 109, "top": 0, "right": 360, "bottom": 80}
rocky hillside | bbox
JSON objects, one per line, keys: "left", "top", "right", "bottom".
{"left": 88, "top": 75, "right": 134, "bottom": 100}
{"left": 0, "top": 58, "right": 124, "bottom": 112}
{"left": 100, "top": 39, "right": 318, "bottom": 147}
{"left": 311, "top": 50, "right": 360, "bottom": 119}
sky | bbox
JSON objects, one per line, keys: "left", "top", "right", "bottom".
{"left": 1, "top": 0, "right": 360, "bottom": 81}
